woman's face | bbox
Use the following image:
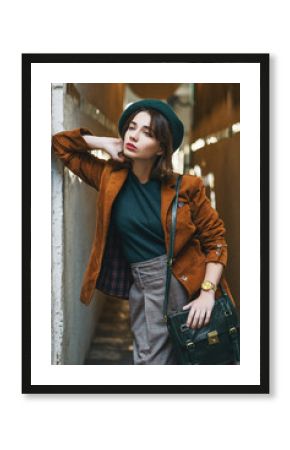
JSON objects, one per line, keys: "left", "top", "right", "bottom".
{"left": 123, "top": 111, "right": 163, "bottom": 161}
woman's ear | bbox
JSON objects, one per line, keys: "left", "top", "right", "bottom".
{"left": 156, "top": 145, "right": 164, "bottom": 156}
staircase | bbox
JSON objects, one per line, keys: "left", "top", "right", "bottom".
{"left": 85, "top": 296, "right": 134, "bottom": 365}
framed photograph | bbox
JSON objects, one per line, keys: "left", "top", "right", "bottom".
{"left": 22, "top": 53, "right": 269, "bottom": 394}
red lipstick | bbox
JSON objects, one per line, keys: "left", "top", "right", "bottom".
{"left": 126, "top": 143, "right": 137, "bottom": 151}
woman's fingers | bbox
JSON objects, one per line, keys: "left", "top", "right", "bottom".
{"left": 186, "top": 307, "right": 198, "bottom": 328}
{"left": 186, "top": 308, "right": 210, "bottom": 329}
{"left": 191, "top": 309, "right": 205, "bottom": 329}
{"left": 183, "top": 301, "right": 194, "bottom": 327}
{"left": 187, "top": 309, "right": 211, "bottom": 329}
{"left": 117, "top": 152, "right": 126, "bottom": 162}
{"left": 184, "top": 297, "right": 214, "bottom": 329}
{"left": 182, "top": 301, "right": 193, "bottom": 310}
{"left": 108, "top": 139, "right": 125, "bottom": 161}
{"left": 196, "top": 310, "right": 206, "bottom": 329}
{"left": 204, "top": 309, "right": 212, "bottom": 326}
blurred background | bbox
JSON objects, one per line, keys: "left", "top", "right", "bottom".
{"left": 51, "top": 83, "right": 240, "bottom": 365}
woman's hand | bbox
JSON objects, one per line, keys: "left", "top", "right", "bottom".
{"left": 83, "top": 135, "right": 126, "bottom": 162}
{"left": 182, "top": 291, "right": 215, "bottom": 329}
{"left": 103, "top": 137, "right": 126, "bottom": 162}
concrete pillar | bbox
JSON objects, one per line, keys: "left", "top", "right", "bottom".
{"left": 51, "top": 83, "right": 65, "bottom": 364}
{"left": 51, "top": 83, "right": 105, "bottom": 365}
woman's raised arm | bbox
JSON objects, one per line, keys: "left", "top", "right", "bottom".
{"left": 51, "top": 127, "right": 125, "bottom": 191}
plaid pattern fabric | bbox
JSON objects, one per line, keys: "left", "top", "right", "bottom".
{"left": 95, "top": 226, "right": 134, "bottom": 299}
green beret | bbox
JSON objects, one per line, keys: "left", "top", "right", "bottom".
{"left": 118, "top": 98, "right": 184, "bottom": 152}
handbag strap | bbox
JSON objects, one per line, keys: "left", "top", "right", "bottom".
{"left": 163, "top": 174, "right": 229, "bottom": 322}
{"left": 163, "top": 174, "right": 183, "bottom": 321}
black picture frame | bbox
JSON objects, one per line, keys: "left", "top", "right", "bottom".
{"left": 22, "top": 53, "right": 269, "bottom": 394}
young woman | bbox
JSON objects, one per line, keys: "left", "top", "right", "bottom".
{"left": 52, "top": 98, "right": 235, "bottom": 365}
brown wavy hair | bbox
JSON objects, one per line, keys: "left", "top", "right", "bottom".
{"left": 112, "top": 107, "right": 175, "bottom": 182}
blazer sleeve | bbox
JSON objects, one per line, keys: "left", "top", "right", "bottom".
{"left": 51, "top": 127, "right": 108, "bottom": 191}
{"left": 189, "top": 176, "right": 228, "bottom": 267}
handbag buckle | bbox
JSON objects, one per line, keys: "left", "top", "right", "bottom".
{"left": 208, "top": 330, "right": 220, "bottom": 345}
{"left": 185, "top": 340, "right": 195, "bottom": 349}
{"left": 229, "top": 327, "right": 237, "bottom": 335}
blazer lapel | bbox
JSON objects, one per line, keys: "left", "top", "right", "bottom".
{"left": 101, "top": 167, "right": 129, "bottom": 239}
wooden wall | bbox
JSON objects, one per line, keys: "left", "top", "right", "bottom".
{"left": 190, "top": 84, "right": 240, "bottom": 308}
{"left": 191, "top": 133, "right": 240, "bottom": 308}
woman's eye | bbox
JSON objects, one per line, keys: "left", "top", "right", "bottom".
{"left": 128, "top": 126, "right": 152, "bottom": 137}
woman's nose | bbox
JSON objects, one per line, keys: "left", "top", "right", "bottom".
{"left": 129, "top": 130, "right": 139, "bottom": 141}
{"left": 129, "top": 134, "right": 137, "bottom": 141}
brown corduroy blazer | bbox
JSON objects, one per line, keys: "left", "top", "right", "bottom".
{"left": 52, "top": 127, "right": 235, "bottom": 306}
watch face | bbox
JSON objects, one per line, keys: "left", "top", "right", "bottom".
{"left": 202, "top": 281, "right": 211, "bottom": 289}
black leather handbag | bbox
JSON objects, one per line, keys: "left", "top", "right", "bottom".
{"left": 163, "top": 174, "right": 240, "bottom": 365}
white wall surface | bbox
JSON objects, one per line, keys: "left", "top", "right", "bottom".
{"left": 51, "top": 84, "right": 106, "bottom": 365}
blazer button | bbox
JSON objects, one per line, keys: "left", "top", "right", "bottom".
{"left": 181, "top": 275, "right": 188, "bottom": 281}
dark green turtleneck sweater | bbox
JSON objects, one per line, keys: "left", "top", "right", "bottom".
{"left": 109, "top": 169, "right": 166, "bottom": 263}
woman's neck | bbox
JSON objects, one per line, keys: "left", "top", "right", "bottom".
{"left": 131, "top": 160, "right": 154, "bottom": 183}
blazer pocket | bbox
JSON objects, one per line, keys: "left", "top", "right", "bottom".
{"left": 176, "top": 201, "right": 193, "bottom": 226}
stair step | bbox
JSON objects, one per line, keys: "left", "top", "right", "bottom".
{"left": 85, "top": 297, "right": 134, "bottom": 365}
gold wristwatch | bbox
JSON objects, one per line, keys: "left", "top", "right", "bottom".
{"left": 201, "top": 280, "right": 217, "bottom": 292}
